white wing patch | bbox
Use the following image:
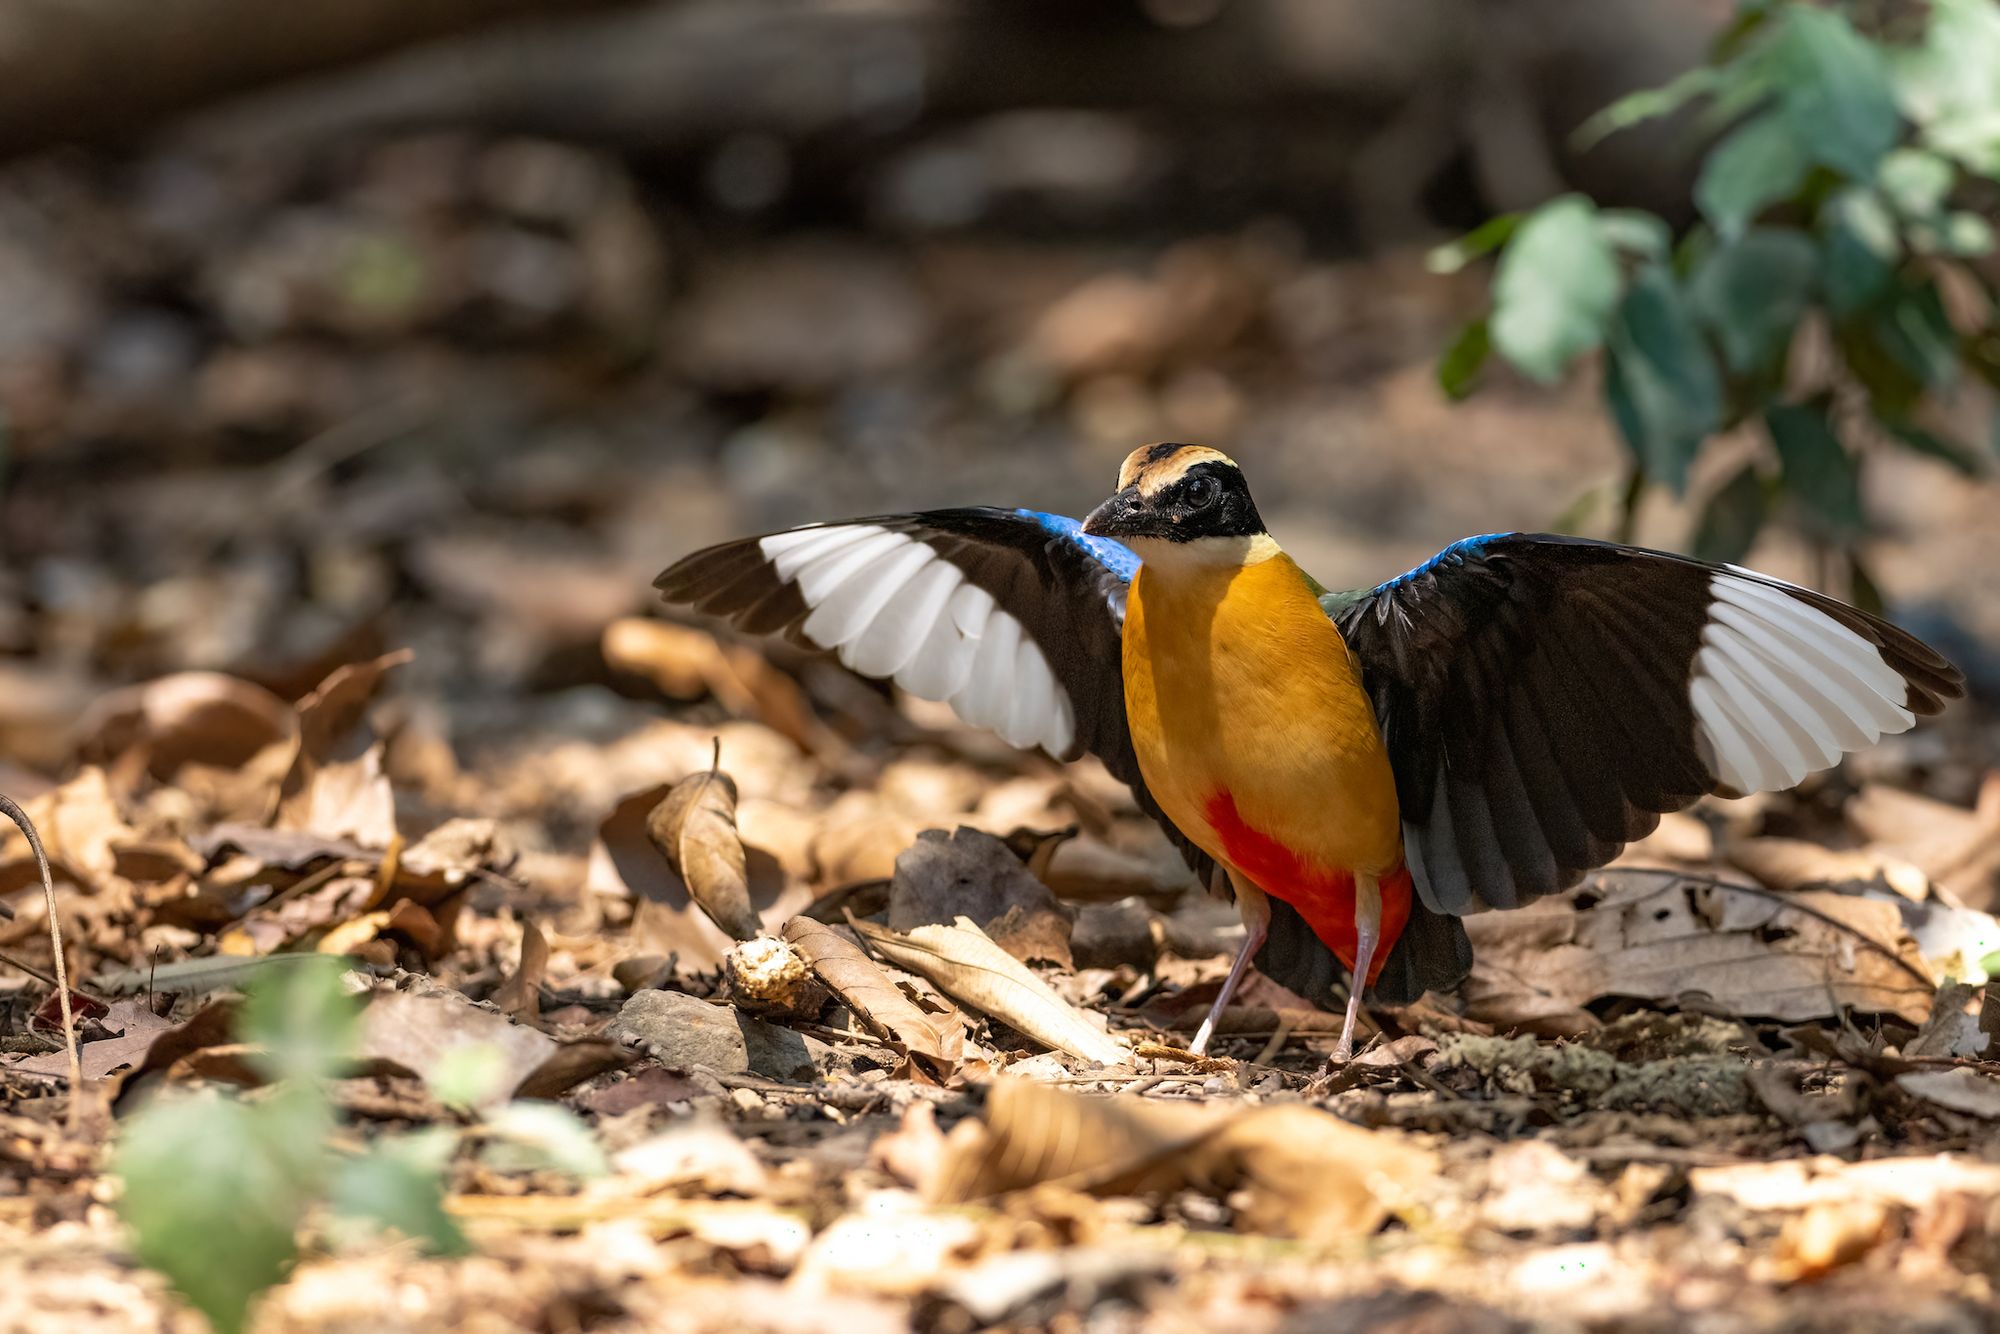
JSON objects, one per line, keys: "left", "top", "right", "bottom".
{"left": 1690, "top": 570, "right": 1916, "bottom": 792}
{"left": 757, "top": 524, "right": 1077, "bottom": 756}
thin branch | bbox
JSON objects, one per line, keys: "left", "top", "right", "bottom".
{"left": 0, "top": 793, "right": 82, "bottom": 1127}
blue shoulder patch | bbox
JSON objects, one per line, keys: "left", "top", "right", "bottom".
{"left": 1016, "top": 509, "right": 1141, "bottom": 583}
{"left": 1375, "top": 532, "right": 1511, "bottom": 592}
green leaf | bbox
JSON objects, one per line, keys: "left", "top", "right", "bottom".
{"left": 331, "top": 1130, "right": 469, "bottom": 1257}
{"left": 116, "top": 1092, "right": 314, "bottom": 1334}
{"left": 1768, "top": 6, "right": 1902, "bottom": 179}
{"left": 1878, "top": 416, "right": 1986, "bottom": 476}
{"left": 1691, "top": 462, "right": 1771, "bottom": 565}
{"left": 1573, "top": 65, "right": 1722, "bottom": 150}
{"left": 425, "top": 1041, "right": 513, "bottom": 1112}
{"left": 1696, "top": 111, "right": 1810, "bottom": 237}
{"left": 1689, "top": 228, "right": 1818, "bottom": 373}
{"left": 1490, "top": 195, "right": 1621, "bottom": 384}
{"left": 240, "top": 954, "right": 359, "bottom": 1086}
{"left": 1603, "top": 265, "right": 1724, "bottom": 494}
{"left": 1894, "top": 0, "right": 2000, "bottom": 174}
{"left": 1874, "top": 280, "right": 1960, "bottom": 390}
{"left": 1820, "top": 188, "right": 1901, "bottom": 315}
{"left": 1426, "top": 214, "right": 1520, "bottom": 275}
{"left": 1596, "top": 209, "right": 1673, "bottom": 259}
{"left": 1877, "top": 147, "right": 1955, "bottom": 219}
{"left": 1940, "top": 211, "right": 1996, "bottom": 256}
{"left": 1767, "top": 401, "right": 1865, "bottom": 535}
{"left": 479, "top": 1102, "right": 609, "bottom": 1179}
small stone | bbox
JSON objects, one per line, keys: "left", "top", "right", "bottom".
{"left": 610, "top": 989, "right": 830, "bottom": 1083}
{"left": 724, "top": 936, "right": 828, "bottom": 1020}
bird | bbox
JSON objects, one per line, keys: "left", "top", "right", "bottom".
{"left": 656, "top": 443, "right": 1965, "bottom": 1063}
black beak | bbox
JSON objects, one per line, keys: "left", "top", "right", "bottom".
{"left": 1081, "top": 486, "right": 1159, "bottom": 539}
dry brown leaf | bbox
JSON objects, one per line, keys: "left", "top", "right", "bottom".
{"left": 783, "top": 916, "right": 964, "bottom": 1075}
{"left": 808, "top": 792, "right": 924, "bottom": 887}
{"left": 396, "top": 818, "right": 517, "bottom": 900}
{"left": 293, "top": 650, "right": 416, "bottom": 763}
{"left": 1038, "top": 835, "right": 1192, "bottom": 906}
{"left": 9, "top": 999, "right": 177, "bottom": 1082}
{"left": 890, "top": 826, "right": 1073, "bottom": 968}
{"left": 492, "top": 919, "right": 549, "bottom": 1022}
{"left": 1462, "top": 871, "right": 1936, "bottom": 1031}
{"left": 601, "top": 617, "right": 725, "bottom": 700}
{"left": 274, "top": 651, "right": 411, "bottom": 835}
{"left": 647, "top": 745, "right": 760, "bottom": 942}
{"left": 1726, "top": 835, "right": 1931, "bottom": 901}
{"left": 277, "top": 742, "right": 398, "bottom": 849}
{"left": 1691, "top": 1154, "right": 2000, "bottom": 1212}
{"left": 1847, "top": 782, "right": 2000, "bottom": 908}
{"left": 1772, "top": 1200, "right": 1891, "bottom": 1281}
{"left": 933, "top": 1079, "right": 1436, "bottom": 1243}
{"left": 588, "top": 781, "right": 811, "bottom": 971}
{"left": 0, "top": 767, "right": 135, "bottom": 899}
{"left": 73, "top": 671, "right": 298, "bottom": 788}
{"left": 1896, "top": 1068, "right": 2000, "bottom": 1119}
{"left": 852, "top": 915, "right": 1126, "bottom": 1065}
{"left": 355, "top": 988, "right": 558, "bottom": 1109}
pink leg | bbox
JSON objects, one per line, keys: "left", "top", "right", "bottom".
{"left": 1330, "top": 870, "right": 1383, "bottom": 1063}
{"left": 1190, "top": 874, "right": 1270, "bottom": 1057}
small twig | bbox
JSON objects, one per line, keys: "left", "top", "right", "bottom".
{"left": 1252, "top": 1018, "right": 1294, "bottom": 1066}
{"left": 0, "top": 947, "right": 64, "bottom": 991}
{"left": 1, "top": 793, "right": 81, "bottom": 1127}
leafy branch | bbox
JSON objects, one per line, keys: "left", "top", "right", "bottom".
{"left": 1438, "top": 0, "right": 2000, "bottom": 602}
{"left": 113, "top": 958, "right": 605, "bottom": 1333}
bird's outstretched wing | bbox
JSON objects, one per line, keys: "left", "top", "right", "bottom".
{"left": 1331, "top": 532, "right": 1964, "bottom": 920}
{"left": 656, "top": 507, "right": 1217, "bottom": 882}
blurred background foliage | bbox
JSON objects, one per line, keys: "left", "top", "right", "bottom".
{"left": 0, "top": 0, "right": 1994, "bottom": 759}
{"left": 1445, "top": 0, "right": 2000, "bottom": 608}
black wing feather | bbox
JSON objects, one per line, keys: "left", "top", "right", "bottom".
{"left": 1336, "top": 532, "right": 1964, "bottom": 928}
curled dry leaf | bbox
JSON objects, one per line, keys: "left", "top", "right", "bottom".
{"left": 585, "top": 783, "right": 809, "bottom": 971}
{"left": 933, "top": 1078, "right": 1437, "bottom": 1244}
{"left": 851, "top": 915, "right": 1126, "bottom": 1066}
{"left": 275, "top": 651, "right": 412, "bottom": 838}
{"left": 647, "top": 744, "right": 761, "bottom": 942}
{"left": 73, "top": 671, "right": 298, "bottom": 789}
{"left": 492, "top": 919, "right": 550, "bottom": 1022}
{"left": 783, "top": 916, "right": 964, "bottom": 1076}
{"left": 1462, "top": 871, "right": 1937, "bottom": 1032}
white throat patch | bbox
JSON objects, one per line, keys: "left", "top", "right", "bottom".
{"left": 1127, "top": 532, "right": 1282, "bottom": 572}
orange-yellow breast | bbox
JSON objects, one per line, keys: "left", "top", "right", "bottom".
{"left": 1122, "top": 547, "right": 1408, "bottom": 967}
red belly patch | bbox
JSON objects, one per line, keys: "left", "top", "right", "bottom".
{"left": 1203, "top": 791, "right": 1413, "bottom": 981}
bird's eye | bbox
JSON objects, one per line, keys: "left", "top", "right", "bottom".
{"left": 1186, "top": 475, "right": 1221, "bottom": 509}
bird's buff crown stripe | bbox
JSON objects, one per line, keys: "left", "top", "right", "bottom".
{"left": 1118, "top": 443, "right": 1238, "bottom": 495}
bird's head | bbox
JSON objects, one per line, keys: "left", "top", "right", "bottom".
{"left": 1082, "top": 443, "right": 1269, "bottom": 562}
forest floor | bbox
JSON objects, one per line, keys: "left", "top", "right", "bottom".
{"left": 2, "top": 126, "right": 2000, "bottom": 1332}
